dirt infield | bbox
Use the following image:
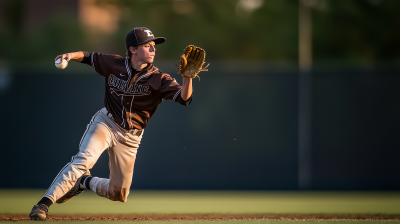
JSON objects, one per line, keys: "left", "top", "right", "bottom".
{"left": 1, "top": 214, "right": 400, "bottom": 221}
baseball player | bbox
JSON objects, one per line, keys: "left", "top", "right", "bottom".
{"left": 29, "top": 27, "right": 201, "bottom": 220}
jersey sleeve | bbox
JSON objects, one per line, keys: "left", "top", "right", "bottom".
{"left": 175, "top": 93, "right": 192, "bottom": 106}
{"left": 88, "top": 52, "right": 120, "bottom": 77}
{"left": 80, "top": 51, "right": 91, "bottom": 65}
{"left": 161, "top": 74, "right": 191, "bottom": 105}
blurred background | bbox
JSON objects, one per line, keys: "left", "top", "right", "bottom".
{"left": 0, "top": 0, "right": 399, "bottom": 191}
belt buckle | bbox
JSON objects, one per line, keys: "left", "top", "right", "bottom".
{"left": 107, "top": 112, "right": 113, "bottom": 119}
{"left": 129, "top": 129, "right": 138, "bottom": 135}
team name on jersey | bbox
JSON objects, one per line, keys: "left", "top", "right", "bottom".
{"left": 108, "top": 74, "right": 151, "bottom": 96}
{"left": 109, "top": 74, "right": 128, "bottom": 90}
{"left": 127, "top": 83, "right": 150, "bottom": 94}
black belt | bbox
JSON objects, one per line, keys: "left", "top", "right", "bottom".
{"left": 107, "top": 112, "right": 142, "bottom": 137}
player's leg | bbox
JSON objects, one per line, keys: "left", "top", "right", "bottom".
{"left": 45, "top": 114, "right": 114, "bottom": 203}
{"left": 29, "top": 109, "right": 114, "bottom": 220}
{"left": 86, "top": 130, "right": 143, "bottom": 202}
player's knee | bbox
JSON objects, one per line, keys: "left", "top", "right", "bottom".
{"left": 119, "top": 197, "right": 128, "bottom": 203}
{"left": 110, "top": 187, "right": 129, "bottom": 202}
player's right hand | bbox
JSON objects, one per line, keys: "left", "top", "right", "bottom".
{"left": 55, "top": 53, "right": 71, "bottom": 62}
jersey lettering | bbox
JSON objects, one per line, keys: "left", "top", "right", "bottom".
{"left": 127, "top": 83, "right": 151, "bottom": 95}
{"left": 109, "top": 74, "right": 151, "bottom": 97}
{"left": 108, "top": 74, "right": 128, "bottom": 91}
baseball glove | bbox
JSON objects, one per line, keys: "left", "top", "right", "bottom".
{"left": 178, "top": 45, "right": 209, "bottom": 79}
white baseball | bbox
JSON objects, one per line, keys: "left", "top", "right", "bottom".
{"left": 55, "top": 58, "right": 68, "bottom": 69}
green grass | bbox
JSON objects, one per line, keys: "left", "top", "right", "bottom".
{"left": 1, "top": 190, "right": 400, "bottom": 215}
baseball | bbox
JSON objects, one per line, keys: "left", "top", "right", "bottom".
{"left": 55, "top": 58, "right": 68, "bottom": 69}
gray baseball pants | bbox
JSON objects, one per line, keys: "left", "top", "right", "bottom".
{"left": 44, "top": 108, "right": 143, "bottom": 202}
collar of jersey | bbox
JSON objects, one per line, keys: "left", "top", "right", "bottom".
{"left": 135, "top": 68, "right": 159, "bottom": 83}
{"left": 125, "top": 58, "right": 158, "bottom": 83}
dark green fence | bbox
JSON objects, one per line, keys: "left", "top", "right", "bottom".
{"left": 0, "top": 63, "right": 399, "bottom": 190}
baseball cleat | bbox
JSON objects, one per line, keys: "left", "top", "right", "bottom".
{"left": 56, "top": 171, "right": 91, "bottom": 204}
{"left": 29, "top": 204, "right": 48, "bottom": 220}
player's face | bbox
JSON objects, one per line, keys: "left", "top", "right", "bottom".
{"left": 136, "top": 41, "right": 156, "bottom": 64}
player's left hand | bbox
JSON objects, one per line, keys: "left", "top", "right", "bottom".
{"left": 178, "top": 45, "right": 209, "bottom": 79}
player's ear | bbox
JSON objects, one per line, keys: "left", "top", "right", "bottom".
{"left": 130, "top": 46, "right": 137, "bottom": 55}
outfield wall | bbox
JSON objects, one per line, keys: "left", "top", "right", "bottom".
{"left": 0, "top": 62, "right": 399, "bottom": 190}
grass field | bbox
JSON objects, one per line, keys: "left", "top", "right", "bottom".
{"left": 1, "top": 190, "right": 400, "bottom": 223}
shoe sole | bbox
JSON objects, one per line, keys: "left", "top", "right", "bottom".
{"left": 30, "top": 214, "right": 47, "bottom": 220}
{"left": 56, "top": 172, "right": 91, "bottom": 204}
{"left": 56, "top": 183, "right": 81, "bottom": 204}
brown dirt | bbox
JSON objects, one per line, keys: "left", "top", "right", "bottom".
{"left": 1, "top": 214, "right": 400, "bottom": 221}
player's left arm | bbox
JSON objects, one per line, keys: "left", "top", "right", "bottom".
{"left": 160, "top": 73, "right": 192, "bottom": 106}
{"left": 180, "top": 76, "right": 193, "bottom": 101}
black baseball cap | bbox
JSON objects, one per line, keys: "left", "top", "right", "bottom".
{"left": 125, "top": 27, "right": 166, "bottom": 50}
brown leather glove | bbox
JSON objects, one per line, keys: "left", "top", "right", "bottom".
{"left": 178, "top": 45, "right": 209, "bottom": 79}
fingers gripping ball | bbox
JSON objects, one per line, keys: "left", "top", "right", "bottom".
{"left": 178, "top": 45, "right": 209, "bottom": 79}
{"left": 55, "top": 58, "right": 68, "bottom": 69}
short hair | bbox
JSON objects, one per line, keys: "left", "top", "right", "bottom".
{"left": 126, "top": 46, "right": 138, "bottom": 58}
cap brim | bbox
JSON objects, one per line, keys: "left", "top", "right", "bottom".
{"left": 136, "top": 37, "right": 166, "bottom": 46}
